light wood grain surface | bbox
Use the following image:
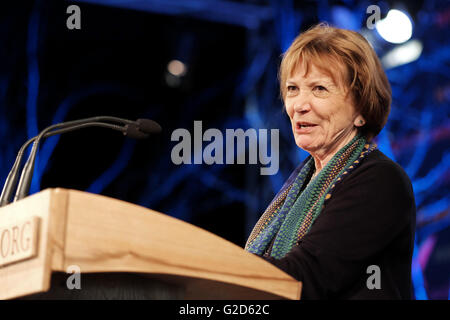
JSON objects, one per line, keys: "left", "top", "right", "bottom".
{"left": 0, "top": 188, "right": 301, "bottom": 300}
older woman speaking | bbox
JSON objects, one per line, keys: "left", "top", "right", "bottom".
{"left": 245, "top": 24, "right": 416, "bottom": 299}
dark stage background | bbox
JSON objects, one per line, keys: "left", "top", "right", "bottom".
{"left": 0, "top": 0, "right": 449, "bottom": 299}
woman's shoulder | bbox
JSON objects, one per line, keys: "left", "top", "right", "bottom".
{"left": 357, "top": 149, "right": 410, "bottom": 178}
{"left": 343, "top": 149, "right": 414, "bottom": 196}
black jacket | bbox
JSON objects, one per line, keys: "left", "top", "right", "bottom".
{"left": 260, "top": 150, "right": 416, "bottom": 299}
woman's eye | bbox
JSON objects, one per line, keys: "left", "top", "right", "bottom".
{"left": 312, "top": 85, "right": 330, "bottom": 97}
{"left": 286, "top": 86, "right": 299, "bottom": 96}
{"left": 313, "top": 85, "right": 327, "bottom": 91}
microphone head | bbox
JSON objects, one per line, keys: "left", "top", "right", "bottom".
{"left": 136, "top": 119, "right": 162, "bottom": 134}
{"left": 124, "top": 123, "right": 150, "bottom": 139}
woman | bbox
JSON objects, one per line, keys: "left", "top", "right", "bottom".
{"left": 245, "top": 24, "right": 416, "bottom": 299}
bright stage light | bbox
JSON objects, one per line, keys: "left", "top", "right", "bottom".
{"left": 167, "top": 60, "right": 187, "bottom": 77}
{"left": 376, "top": 9, "right": 413, "bottom": 44}
{"left": 381, "top": 39, "right": 423, "bottom": 69}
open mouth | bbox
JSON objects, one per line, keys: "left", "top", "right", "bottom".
{"left": 296, "top": 122, "right": 317, "bottom": 129}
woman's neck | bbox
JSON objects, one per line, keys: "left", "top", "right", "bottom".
{"left": 311, "top": 129, "right": 358, "bottom": 174}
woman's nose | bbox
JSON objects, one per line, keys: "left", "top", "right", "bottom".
{"left": 293, "top": 99, "right": 311, "bottom": 114}
{"left": 291, "top": 89, "right": 312, "bottom": 114}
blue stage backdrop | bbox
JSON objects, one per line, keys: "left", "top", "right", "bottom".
{"left": 0, "top": 0, "right": 448, "bottom": 300}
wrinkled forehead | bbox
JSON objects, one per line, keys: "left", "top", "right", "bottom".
{"left": 288, "top": 54, "right": 348, "bottom": 88}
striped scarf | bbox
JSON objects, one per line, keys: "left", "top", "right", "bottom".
{"left": 245, "top": 134, "right": 377, "bottom": 259}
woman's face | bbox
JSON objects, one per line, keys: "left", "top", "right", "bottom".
{"left": 284, "top": 62, "right": 360, "bottom": 158}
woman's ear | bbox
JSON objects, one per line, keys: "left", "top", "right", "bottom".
{"left": 354, "top": 115, "right": 366, "bottom": 127}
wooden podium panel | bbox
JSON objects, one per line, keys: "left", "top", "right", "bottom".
{"left": 0, "top": 189, "right": 301, "bottom": 300}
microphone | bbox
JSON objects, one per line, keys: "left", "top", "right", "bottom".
{"left": 14, "top": 117, "right": 162, "bottom": 202}
{"left": 135, "top": 119, "right": 162, "bottom": 135}
{"left": 0, "top": 121, "right": 142, "bottom": 207}
{"left": 0, "top": 116, "right": 161, "bottom": 206}
{"left": 13, "top": 118, "right": 160, "bottom": 203}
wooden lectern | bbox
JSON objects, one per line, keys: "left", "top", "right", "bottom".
{"left": 0, "top": 189, "right": 301, "bottom": 300}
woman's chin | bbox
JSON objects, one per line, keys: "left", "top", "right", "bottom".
{"left": 294, "top": 136, "right": 317, "bottom": 151}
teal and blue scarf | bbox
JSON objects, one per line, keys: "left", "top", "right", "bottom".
{"left": 245, "top": 134, "right": 377, "bottom": 259}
